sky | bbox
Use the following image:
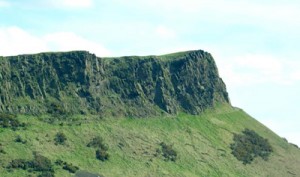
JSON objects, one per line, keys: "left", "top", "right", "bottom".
{"left": 0, "top": 0, "right": 299, "bottom": 146}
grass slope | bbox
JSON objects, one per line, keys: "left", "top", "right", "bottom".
{"left": 0, "top": 104, "right": 299, "bottom": 177}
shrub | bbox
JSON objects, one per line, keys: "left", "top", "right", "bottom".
{"left": 54, "top": 132, "right": 67, "bottom": 145}
{"left": 54, "top": 159, "right": 64, "bottom": 166}
{"left": 31, "top": 153, "right": 53, "bottom": 172}
{"left": 55, "top": 159, "right": 79, "bottom": 173}
{"left": 7, "top": 153, "right": 54, "bottom": 176}
{"left": 8, "top": 159, "right": 29, "bottom": 170}
{"left": 96, "top": 149, "right": 109, "bottom": 161}
{"left": 47, "top": 102, "right": 66, "bottom": 115}
{"left": 230, "top": 129, "right": 273, "bottom": 164}
{"left": 15, "top": 135, "right": 27, "bottom": 144}
{"left": 87, "top": 136, "right": 109, "bottom": 161}
{"left": 0, "top": 113, "right": 25, "bottom": 130}
{"left": 87, "top": 136, "right": 108, "bottom": 150}
{"left": 62, "top": 163, "right": 79, "bottom": 173}
{"left": 159, "top": 142, "right": 177, "bottom": 162}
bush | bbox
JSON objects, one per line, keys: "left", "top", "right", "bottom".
{"left": 31, "top": 153, "right": 53, "bottom": 172}
{"left": 7, "top": 153, "right": 54, "bottom": 176}
{"left": 159, "top": 142, "right": 177, "bottom": 162}
{"left": 15, "top": 135, "right": 27, "bottom": 144}
{"left": 47, "top": 102, "right": 66, "bottom": 115}
{"left": 54, "top": 132, "right": 67, "bottom": 145}
{"left": 55, "top": 159, "right": 79, "bottom": 173}
{"left": 96, "top": 149, "right": 109, "bottom": 161}
{"left": 230, "top": 129, "right": 273, "bottom": 164}
{"left": 87, "top": 136, "right": 109, "bottom": 161}
{"left": 8, "top": 159, "right": 29, "bottom": 170}
{"left": 62, "top": 163, "right": 79, "bottom": 173}
{"left": 87, "top": 136, "right": 108, "bottom": 150}
{"left": 0, "top": 113, "right": 25, "bottom": 130}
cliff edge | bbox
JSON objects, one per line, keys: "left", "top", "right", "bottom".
{"left": 0, "top": 50, "right": 229, "bottom": 117}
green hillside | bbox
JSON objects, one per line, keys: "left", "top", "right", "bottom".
{"left": 0, "top": 104, "right": 299, "bottom": 177}
{"left": 0, "top": 50, "right": 299, "bottom": 177}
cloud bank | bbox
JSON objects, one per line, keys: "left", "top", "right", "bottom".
{"left": 0, "top": 27, "right": 110, "bottom": 56}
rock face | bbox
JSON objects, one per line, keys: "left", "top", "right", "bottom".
{"left": 0, "top": 50, "right": 229, "bottom": 117}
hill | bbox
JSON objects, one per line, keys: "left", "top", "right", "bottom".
{"left": 0, "top": 50, "right": 299, "bottom": 177}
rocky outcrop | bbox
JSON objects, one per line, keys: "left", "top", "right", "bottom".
{"left": 0, "top": 50, "right": 229, "bottom": 117}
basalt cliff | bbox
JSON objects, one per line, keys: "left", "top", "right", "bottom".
{"left": 0, "top": 50, "right": 229, "bottom": 117}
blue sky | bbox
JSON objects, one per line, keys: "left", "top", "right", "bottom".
{"left": 0, "top": 0, "right": 299, "bottom": 146}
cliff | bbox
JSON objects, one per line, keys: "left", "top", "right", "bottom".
{"left": 0, "top": 50, "right": 229, "bottom": 117}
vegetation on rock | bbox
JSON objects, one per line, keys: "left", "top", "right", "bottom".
{"left": 0, "top": 50, "right": 229, "bottom": 117}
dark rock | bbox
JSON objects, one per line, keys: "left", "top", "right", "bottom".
{"left": 0, "top": 50, "right": 230, "bottom": 117}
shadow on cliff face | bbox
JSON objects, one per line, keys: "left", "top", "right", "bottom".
{"left": 73, "top": 170, "right": 104, "bottom": 177}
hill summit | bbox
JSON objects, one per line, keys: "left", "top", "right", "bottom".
{"left": 0, "top": 50, "right": 229, "bottom": 117}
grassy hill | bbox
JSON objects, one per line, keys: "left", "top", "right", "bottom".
{"left": 1, "top": 104, "right": 299, "bottom": 177}
{"left": 0, "top": 50, "right": 299, "bottom": 176}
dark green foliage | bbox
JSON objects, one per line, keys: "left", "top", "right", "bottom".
{"left": 159, "top": 142, "right": 177, "bottom": 162}
{"left": 55, "top": 159, "right": 79, "bottom": 173}
{"left": 54, "top": 159, "right": 64, "bottom": 166}
{"left": 31, "top": 153, "right": 53, "bottom": 172}
{"left": 0, "top": 113, "right": 25, "bottom": 130}
{"left": 8, "top": 159, "right": 29, "bottom": 170}
{"left": 87, "top": 136, "right": 108, "bottom": 150}
{"left": 15, "top": 135, "right": 27, "bottom": 144}
{"left": 87, "top": 136, "right": 109, "bottom": 161}
{"left": 62, "top": 163, "right": 79, "bottom": 173}
{"left": 7, "top": 153, "right": 54, "bottom": 176}
{"left": 95, "top": 149, "right": 109, "bottom": 161}
{"left": 54, "top": 132, "right": 67, "bottom": 145}
{"left": 47, "top": 102, "right": 67, "bottom": 115}
{"left": 230, "top": 129, "right": 273, "bottom": 164}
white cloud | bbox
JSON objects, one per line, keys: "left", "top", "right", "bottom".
{"left": 217, "top": 54, "right": 300, "bottom": 87}
{"left": 0, "top": 26, "right": 110, "bottom": 56}
{"left": 290, "top": 71, "right": 300, "bottom": 81}
{"left": 118, "top": 0, "right": 300, "bottom": 28}
{"left": 0, "top": 27, "right": 48, "bottom": 56}
{"left": 155, "top": 26, "right": 176, "bottom": 39}
{"left": 47, "top": 0, "right": 93, "bottom": 8}
{"left": 0, "top": 0, "right": 9, "bottom": 7}
{"left": 44, "top": 32, "right": 110, "bottom": 56}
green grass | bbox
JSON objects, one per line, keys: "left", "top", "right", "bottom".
{"left": 102, "top": 49, "right": 203, "bottom": 61}
{"left": 0, "top": 104, "right": 299, "bottom": 177}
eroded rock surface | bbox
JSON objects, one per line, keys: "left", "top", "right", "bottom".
{"left": 0, "top": 50, "right": 229, "bottom": 117}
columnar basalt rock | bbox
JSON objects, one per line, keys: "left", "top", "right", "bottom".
{"left": 0, "top": 50, "right": 229, "bottom": 117}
